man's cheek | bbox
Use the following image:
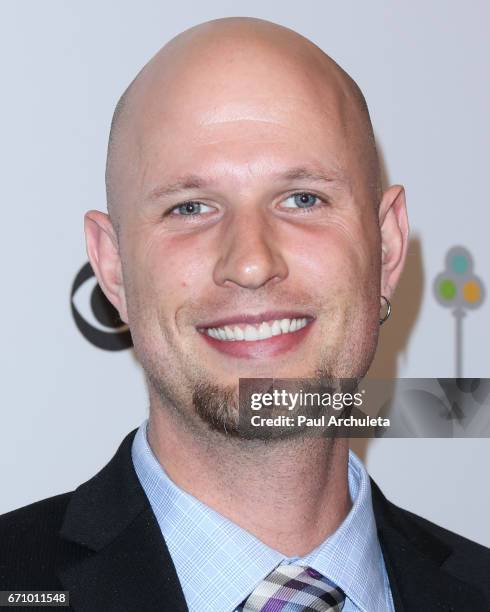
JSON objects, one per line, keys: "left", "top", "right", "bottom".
{"left": 293, "top": 235, "right": 361, "bottom": 289}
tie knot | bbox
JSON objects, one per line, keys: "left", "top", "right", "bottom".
{"left": 240, "top": 563, "right": 345, "bottom": 611}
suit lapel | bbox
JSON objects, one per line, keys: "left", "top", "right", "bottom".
{"left": 371, "top": 479, "right": 485, "bottom": 611}
{"left": 56, "top": 429, "right": 188, "bottom": 612}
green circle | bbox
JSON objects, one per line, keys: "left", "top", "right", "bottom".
{"left": 451, "top": 254, "right": 468, "bottom": 274}
{"left": 439, "top": 279, "right": 457, "bottom": 300}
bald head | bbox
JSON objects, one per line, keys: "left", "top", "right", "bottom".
{"left": 105, "top": 17, "right": 380, "bottom": 239}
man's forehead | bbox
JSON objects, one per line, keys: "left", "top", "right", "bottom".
{"left": 134, "top": 109, "right": 351, "bottom": 203}
{"left": 127, "top": 54, "right": 357, "bottom": 192}
{"left": 135, "top": 94, "right": 349, "bottom": 158}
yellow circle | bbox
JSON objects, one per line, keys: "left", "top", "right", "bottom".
{"left": 463, "top": 280, "right": 481, "bottom": 303}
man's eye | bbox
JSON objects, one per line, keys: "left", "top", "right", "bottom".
{"left": 281, "top": 192, "right": 324, "bottom": 210}
{"left": 170, "top": 201, "right": 213, "bottom": 216}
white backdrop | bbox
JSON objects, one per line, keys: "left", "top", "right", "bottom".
{"left": 1, "top": 1, "right": 489, "bottom": 546}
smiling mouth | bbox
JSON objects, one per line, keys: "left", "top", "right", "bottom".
{"left": 197, "top": 316, "right": 314, "bottom": 342}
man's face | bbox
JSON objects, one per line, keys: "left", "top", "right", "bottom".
{"left": 112, "top": 44, "right": 382, "bottom": 433}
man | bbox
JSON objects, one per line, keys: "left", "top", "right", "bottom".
{"left": 1, "top": 16, "right": 489, "bottom": 612}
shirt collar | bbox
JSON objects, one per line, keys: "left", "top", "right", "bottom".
{"left": 132, "top": 419, "right": 387, "bottom": 612}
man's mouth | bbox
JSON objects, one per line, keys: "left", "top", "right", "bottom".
{"left": 196, "top": 312, "right": 315, "bottom": 358}
{"left": 201, "top": 317, "right": 310, "bottom": 341}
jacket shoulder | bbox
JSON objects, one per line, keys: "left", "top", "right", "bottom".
{"left": 371, "top": 477, "right": 490, "bottom": 608}
{"left": 382, "top": 494, "right": 490, "bottom": 602}
{"left": 0, "top": 493, "right": 86, "bottom": 590}
{"left": 400, "top": 505, "right": 490, "bottom": 574}
{"left": 0, "top": 492, "right": 72, "bottom": 532}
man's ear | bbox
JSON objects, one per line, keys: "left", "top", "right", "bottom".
{"left": 84, "top": 210, "right": 129, "bottom": 324}
{"left": 379, "top": 185, "right": 409, "bottom": 300}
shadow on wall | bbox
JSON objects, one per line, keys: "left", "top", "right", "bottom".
{"left": 368, "top": 236, "right": 424, "bottom": 380}
{"left": 350, "top": 140, "right": 425, "bottom": 460}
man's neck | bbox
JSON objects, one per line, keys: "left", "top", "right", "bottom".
{"left": 147, "top": 404, "right": 352, "bottom": 557}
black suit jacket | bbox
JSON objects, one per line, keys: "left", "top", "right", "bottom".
{"left": 1, "top": 429, "right": 489, "bottom": 611}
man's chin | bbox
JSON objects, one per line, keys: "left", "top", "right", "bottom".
{"left": 191, "top": 374, "right": 359, "bottom": 441}
{"left": 191, "top": 381, "right": 309, "bottom": 441}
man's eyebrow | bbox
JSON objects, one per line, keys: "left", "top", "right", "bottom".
{"left": 146, "top": 167, "right": 346, "bottom": 201}
{"left": 147, "top": 175, "right": 208, "bottom": 200}
{"left": 279, "top": 166, "right": 347, "bottom": 184}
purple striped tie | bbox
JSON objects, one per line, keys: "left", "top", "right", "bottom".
{"left": 239, "top": 564, "right": 345, "bottom": 611}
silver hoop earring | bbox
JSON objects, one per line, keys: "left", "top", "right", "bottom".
{"left": 379, "top": 295, "right": 391, "bottom": 325}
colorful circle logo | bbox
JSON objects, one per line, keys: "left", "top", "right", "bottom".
{"left": 434, "top": 246, "right": 484, "bottom": 310}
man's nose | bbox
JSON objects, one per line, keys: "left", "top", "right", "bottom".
{"left": 213, "top": 211, "right": 289, "bottom": 290}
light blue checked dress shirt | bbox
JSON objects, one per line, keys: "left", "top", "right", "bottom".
{"left": 132, "top": 419, "right": 394, "bottom": 612}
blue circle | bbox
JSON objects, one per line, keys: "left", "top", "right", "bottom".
{"left": 451, "top": 254, "right": 469, "bottom": 274}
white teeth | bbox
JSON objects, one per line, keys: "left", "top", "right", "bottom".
{"left": 244, "top": 324, "right": 259, "bottom": 341}
{"left": 271, "top": 320, "right": 281, "bottom": 336}
{"left": 203, "top": 317, "right": 310, "bottom": 342}
{"left": 224, "top": 326, "right": 235, "bottom": 340}
{"left": 258, "top": 322, "right": 271, "bottom": 339}
{"left": 234, "top": 325, "right": 244, "bottom": 340}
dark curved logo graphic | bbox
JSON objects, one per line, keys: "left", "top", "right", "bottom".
{"left": 70, "top": 262, "right": 133, "bottom": 351}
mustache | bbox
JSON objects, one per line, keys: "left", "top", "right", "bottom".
{"left": 183, "top": 288, "right": 323, "bottom": 325}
